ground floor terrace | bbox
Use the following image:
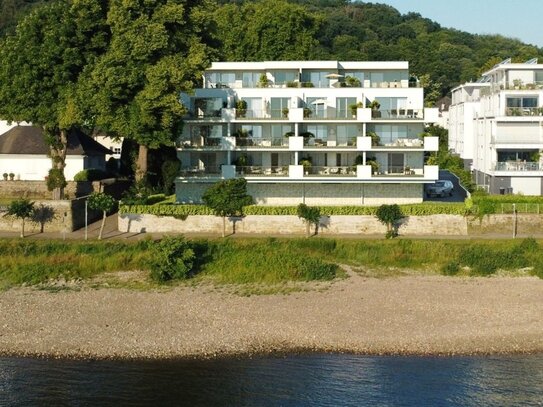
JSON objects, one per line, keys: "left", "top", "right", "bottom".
{"left": 175, "top": 181, "right": 425, "bottom": 206}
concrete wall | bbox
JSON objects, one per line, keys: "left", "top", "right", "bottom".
{"left": 0, "top": 199, "right": 101, "bottom": 233}
{"left": 176, "top": 182, "right": 424, "bottom": 206}
{"left": 119, "top": 213, "right": 468, "bottom": 236}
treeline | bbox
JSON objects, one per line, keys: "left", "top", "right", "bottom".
{"left": 3, "top": 0, "right": 542, "bottom": 99}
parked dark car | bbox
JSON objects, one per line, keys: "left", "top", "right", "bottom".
{"left": 426, "top": 180, "right": 454, "bottom": 198}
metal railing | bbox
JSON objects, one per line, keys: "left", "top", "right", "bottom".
{"left": 379, "top": 137, "right": 424, "bottom": 148}
{"left": 178, "top": 137, "right": 222, "bottom": 148}
{"left": 304, "top": 138, "right": 356, "bottom": 147}
{"left": 372, "top": 166, "right": 422, "bottom": 176}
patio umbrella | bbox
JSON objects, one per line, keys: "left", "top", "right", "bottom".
{"left": 310, "top": 99, "right": 328, "bottom": 105}
{"left": 325, "top": 73, "right": 344, "bottom": 79}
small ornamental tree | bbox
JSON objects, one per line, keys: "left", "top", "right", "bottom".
{"left": 87, "top": 192, "right": 117, "bottom": 240}
{"left": 297, "top": 203, "right": 321, "bottom": 237}
{"left": 4, "top": 198, "right": 34, "bottom": 238}
{"left": 202, "top": 178, "right": 253, "bottom": 237}
{"left": 375, "top": 204, "right": 404, "bottom": 239}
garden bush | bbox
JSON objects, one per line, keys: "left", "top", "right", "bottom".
{"left": 150, "top": 236, "right": 195, "bottom": 282}
{"left": 73, "top": 168, "right": 109, "bottom": 182}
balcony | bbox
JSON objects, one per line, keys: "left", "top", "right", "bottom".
{"left": 371, "top": 109, "right": 425, "bottom": 120}
{"left": 505, "top": 107, "right": 543, "bottom": 117}
{"left": 236, "top": 166, "right": 289, "bottom": 177}
{"left": 235, "top": 109, "right": 287, "bottom": 120}
{"left": 303, "top": 138, "right": 357, "bottom": 148}
{"left": 494, "top": 161, "right": 542, "bottom": 171}
{"left": 178, "top": 137, "right": 222, "bottom": 149}
{"left": 179, "top": 166, "right": 222, "bottom": 177}
{"left": 305, "top": 166, "right": 357, "bottom": 177}
{"left": 235, "top": 137, "right": 288, "bottom": 148}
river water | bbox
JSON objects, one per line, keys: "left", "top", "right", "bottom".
{"left": 1, "top": 354, "right": 542, "bottom": 406}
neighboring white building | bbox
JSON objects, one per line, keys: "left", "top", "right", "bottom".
{"left": 177, "top": 61, "right": 439, "bottom": 206}
{"left": 0, "top": 125, "right": 111, "bottom": 180}
{"left": 449, "top": 58, "right": 543, "bottom": 195}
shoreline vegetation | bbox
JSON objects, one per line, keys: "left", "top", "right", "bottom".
{"left": 0, "top": 237, "right": 543, "bottom": 360}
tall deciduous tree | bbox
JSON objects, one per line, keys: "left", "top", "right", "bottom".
{"left": 80, "top": 0, "right": 217, "bottom": 182}
{"left": 0, "top": 0, "right": 108, "bottom": 199}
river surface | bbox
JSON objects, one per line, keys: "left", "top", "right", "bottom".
{"left": 1, "top": 353, "right": 542, "bottom": 406}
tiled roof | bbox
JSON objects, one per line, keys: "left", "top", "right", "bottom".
{"left": 0, "top": 126, "right": 112, "bottom": 155}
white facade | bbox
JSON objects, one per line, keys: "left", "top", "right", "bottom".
{"left": 449, "top": 59, "right": 543, "bottom": 195}
{"left": 176, "top": 61, "right": 439, "bottom": 205}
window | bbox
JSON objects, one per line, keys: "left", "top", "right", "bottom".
{"left": 272, "top": 71, "right": 297, "bottom": 85}
{"left": 336, "top": 97, "right": 357, "bottom": 118}
{"left": 242, "top": 72, "right": 262, "bottom": 87}
{"left": 336, "top": 125, "right": 357, "bottom": 146}
{"left": 306, "top": 97, "right": 327, "bottom": 118}
{"left": 506, "top": 97, "right": 538, "bottom": 108}
{"left": 301, "top": 71, "right": 330, "bottom": 87}
{"left": 270, "top": 98, "right": 290, "bottom": 118}
{"left": 207, "top": 72, "right": 236, "bottom": 87}
{"left": 376, "top": 97, "right": 407, "bottom": 118}
{"left": 241, "top": 125, "right": 262, "bottom": 138}
{"left": 307, "top": 125, "right": 328, "bottom": 140}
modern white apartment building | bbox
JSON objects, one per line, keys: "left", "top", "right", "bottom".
{"left": 449, "top": 58, "right": 543, "bottom": 195}
{"left": 176, "top": 61, "right": 439, "bottom": 205}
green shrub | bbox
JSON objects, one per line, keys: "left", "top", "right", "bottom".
{"left": 146, "top": 194, "right": 167, "bottom": 205}
{"left": 73, "top": 168, "right": 109, "bottom": 182}
{"left": 441, "top": 261, "right": 460, "bottom": 276}
{"left": 150, "top": 236, "right": 195, "bottom": 282}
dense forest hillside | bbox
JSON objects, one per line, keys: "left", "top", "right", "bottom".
{"left": 2, "top": 0, "right": 543, "bottom": 100}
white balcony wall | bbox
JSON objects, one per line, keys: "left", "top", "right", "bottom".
{"left": 423, "top": 136, "right": 439, "bottom": 151}
{"left": 221, "top": 108, "right": 236, "bottom": 121}
{"left": 423, "top": 108, "right": 439, "bottom": 123}
{"left": 423, "top": 165, "right": 439, "bottom": 180}
{"left": 357, "top": 108, "right": 371, "bottom": 121}
{"left": 289, "top": 165, "right": 304, "bottom": 178}
{"left": 288, "top": 136, "right": 304, "bottom": 150}
{"left": 356, "top": 136, "right": 372, "bottom": 150}
{"left": 357, "top": 165, "right": 372, "bottom": 178}
{"left": 289, "top": 108, "right": 304, "bottom": 122}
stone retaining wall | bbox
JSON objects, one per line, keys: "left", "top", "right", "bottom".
{"left": 118, "top": 213, "right": 469, "bottom": 236}
{"left": 0, "top": 199, "right": 101, "bottom": 233}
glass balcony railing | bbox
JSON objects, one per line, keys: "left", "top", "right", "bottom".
{"left": 303, "top": 138, "right": 356, "bottom": 147}
{"left": 236, "top": 166, "right": 288, "bottom": 176}
{"left": 178, "top": 137, "right": 222, "bottom": 148}
{"left": 494, "top": 162, "right": 541, "bottom": 171}
{"left": 505, "top": 107, "right": 543, "bottom": 116}
{"left": 180, "top": 166, "right": 221, "bottom": 176}
{"left": 305, "top": 166, "right": 356, "bottom": 176}
{"left": 235, "top": 137, "right": 288, "bottom": 147}
{"left": 372, "top": 109, "right": 424, "bottom": 119}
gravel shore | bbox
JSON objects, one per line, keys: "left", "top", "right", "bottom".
{"left": 1, "top": 273, "right": 542, "bottom": 360}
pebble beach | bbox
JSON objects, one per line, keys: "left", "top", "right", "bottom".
{"left": 1, "top": 273, "right": 542, "bottom": 360}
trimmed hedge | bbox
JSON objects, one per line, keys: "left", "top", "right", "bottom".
{"left": 119, "top": 202, "right": 467, "bottom": 216}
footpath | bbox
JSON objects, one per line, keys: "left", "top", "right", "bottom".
{"left": 0, "top": 213, "right": 542, "bottom": 241}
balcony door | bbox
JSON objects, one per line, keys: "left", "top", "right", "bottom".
{"left": 388, "top": 153, "right": 404, "bottom": 174}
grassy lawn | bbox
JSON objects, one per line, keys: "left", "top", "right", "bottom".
{"left": 0, "top": 237, "right": 541, "bottom": 291}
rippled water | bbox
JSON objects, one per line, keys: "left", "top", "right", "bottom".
{"left": 1, "top": 354, "right": 542, "bottom": 406}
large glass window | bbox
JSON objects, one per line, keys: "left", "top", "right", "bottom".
{"left": 306, "top": 97, "right": 327, "bottom": 118}
{"left": 241, "top": 125, "right": 262, "bottom": 138}
{"left": 301, "top": 71, "right": 330, "bottom": 87}
{"left": 336, "top": 97, "right": 357, "bottom": 118}
{"left": 194, "top": 98, "right": 223, "bottom": 117}
{"left": 506, "top": 97, "right": 538, "bottom": 107}
{"left": 376, "top": 97, "right": 407, "bottom": 118}
{"left": 270, "top": 98, "right": 290, "bottom": 118}
{"left": 343, "top": 71, "right": 364, "bottom": 85}
{"left": 242, "top": 72, "right": 262, "bottom": 87}
{"left": 272, "top": 71, "right": 298, "bottom": 85}
{"left": 241, "top": 98, "right": 263, "bottom": 118}
{"left": 535, "top": 71, "right": 543, "bottom": 83}
{"left": 206, "top": 72, "right": 236, "bottom": 88}
{"left": 336, "top": 125, "right": 357, "bottom": 146}
{"left": 306, "top": 125, "right": 328, "bottom": 141}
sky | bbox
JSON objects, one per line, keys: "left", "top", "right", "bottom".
{"left": 374, "top": 0, "right": 543, "bottom": 48}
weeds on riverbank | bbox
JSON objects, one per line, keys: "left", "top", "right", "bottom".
{"left": 0, "top": 237, "right": 541, "bottom": 290}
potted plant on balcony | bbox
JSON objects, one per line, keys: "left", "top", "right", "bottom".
{"left": 366, "top": 157, "right": 379, "bottom": 174}
{"left": 258, "top": 73, "right": 269, "bottom": 88}
{"left": 282, "top": 107, "right": 289, "bottom": 118}
{"left": 233, "top": 154, "right": 249, "bottom": 174}
{"left": 303, "top": 107, "right": 312, "bottom": 118}
{"left": 366, "top": 131, "right": 381, "bottom": 146}
{"left": 236, "top": 100, "right": 247, "bottom": 118}
{"left": 2, "top": 173, "right": 7, "bottom": 181}
{"left": 369, "top": 100, "right": 381, "bottom": 118}
{"left": 299, "top": 156, "right": 312, "bottom": 175}
{"left": 283, "top": 131, "right": 295, "bottom": 138}
{"left": 345, "top": 75, "right": 361, "bottom": 87}
{"left": 349, "top": 101, "right": 363, "bottom": 117}
{"left": 8, "top": 172, "right": 15, "bottom": 180}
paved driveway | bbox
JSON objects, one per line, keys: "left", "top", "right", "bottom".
{"left": 424, "top": 170, "right": 468, "bottom": 203}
